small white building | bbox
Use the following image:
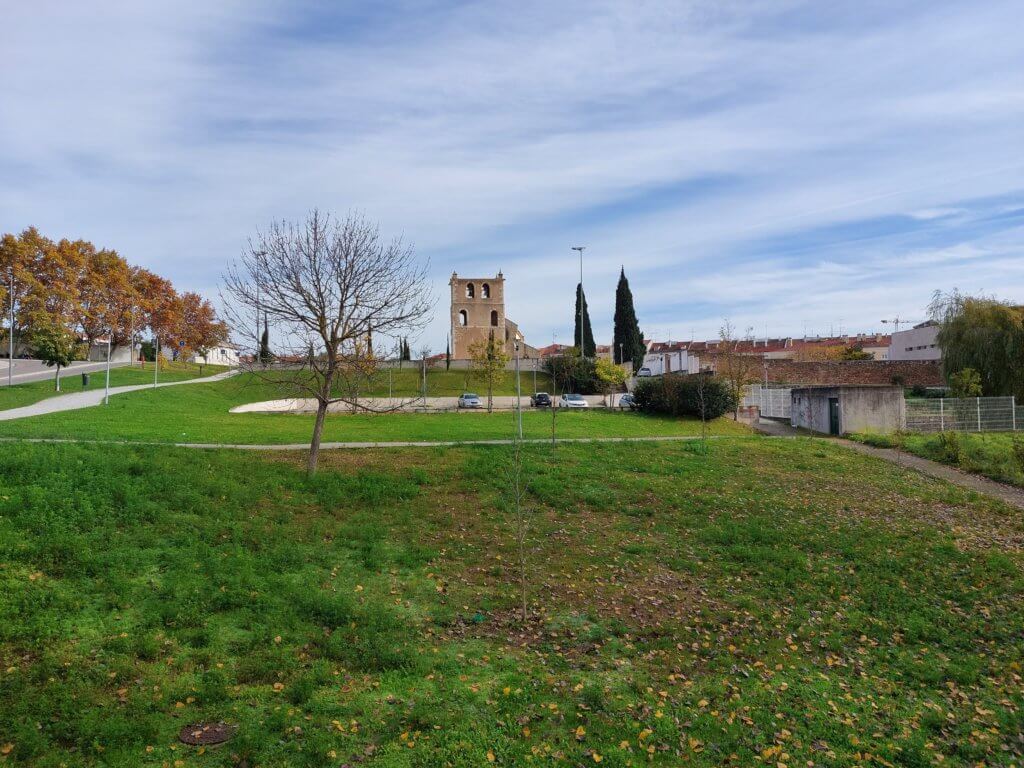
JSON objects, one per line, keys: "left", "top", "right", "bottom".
{"left": 641, "top": 342, "right": 701, "bottom": 376}
{"left": 888, "top": 322, "right": 940, "bottom": 361}
{"left": 191, "top": 343, "right": 241, "bottom": 367}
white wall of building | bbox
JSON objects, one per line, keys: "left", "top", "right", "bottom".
{"left": 888, "top": 323, "right": 940, "bottom": 361}
{"left": 641, "top": 349, "right": 700, "bottom": 376}
{"left": 192, "top": 345, "right": 241, "bottom": 367}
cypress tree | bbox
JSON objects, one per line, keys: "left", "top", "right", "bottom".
{"left": 445, "top": 335, "right": 451, "bottom": 370}
{"left": 573, "top": 283, "right": 596, "bottom": 358}
{"left": 613, "top": 267, "right": 645, "bottom": 371}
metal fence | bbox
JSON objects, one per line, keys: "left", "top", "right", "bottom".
{"left": 905, "top": 396, "right": 1017, "bottom": 433}
{"left": 746, "top": 385, "right": 792, "bottom": 419}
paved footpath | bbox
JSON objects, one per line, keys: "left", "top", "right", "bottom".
{"left": 750, "top": 417, "right": 1024, "bottom": 510}
{"left": 0, "top": 370, "right": 237, "bottom": 421}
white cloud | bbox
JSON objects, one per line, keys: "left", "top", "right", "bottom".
{"left": 1, "top": 0, "right": 1023, "bottom": 350}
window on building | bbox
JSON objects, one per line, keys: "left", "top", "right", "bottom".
{"left": 459, "top": 310, "right": 468, "bottom": 326}
{"left": 490, "top": 310, "right": 499, "bottom": 327}
{"left": 466, "top": 283, "right": 475, "bottom": 298}
{"left": 481, "top": 283, "right": 490, "bottom": 298}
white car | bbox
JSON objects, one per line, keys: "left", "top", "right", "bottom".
{"left": 636, "top": 367, "right": 653, "bottom": 377}
{"left": 559, "top": 393, "right": 589, "bottom": 409}
{"left": 458, "top": 393, "right": 482, "bottom": 409}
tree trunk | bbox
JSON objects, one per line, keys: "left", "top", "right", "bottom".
{"left": 487, "top": 380, "right": 493, "bottom": 413}
{"left": 307, "top": 400, "right": 328, "bottom": 476}
{"left": 55, "top": 365, "right": 61, "bottom": 392}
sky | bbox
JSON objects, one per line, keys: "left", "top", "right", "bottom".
{"left": 2, "top": 0, "right": 1023, "bottom": 351}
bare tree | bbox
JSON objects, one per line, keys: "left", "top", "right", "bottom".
{"left": 716, "top": 320, "right": 759, "bottom": 421}
{"left": 223, "top": 210, "right": 432, "bottom": 475}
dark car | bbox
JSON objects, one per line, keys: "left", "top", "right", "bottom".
{"left": 530, "top": 392, "right": 551, "bottom": 408}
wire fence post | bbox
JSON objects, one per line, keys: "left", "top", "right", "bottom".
{"left": 1013, "top": 397, "right": 1017, "bottom": 432}
{"left": 939, "top": 398, "right": 944, "bottom": 432}
{"left": 976, "top": 397, "right": 982, "bottom": 432}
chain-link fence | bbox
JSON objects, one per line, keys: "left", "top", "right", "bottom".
{"left": 905, "top": 396, "right": 1017, "bottom": 433}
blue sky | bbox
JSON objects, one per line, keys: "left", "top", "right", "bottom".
{"left": 2, "top": 0, "right": 1023, "bottom": 351}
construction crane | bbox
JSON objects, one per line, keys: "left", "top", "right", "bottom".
{"left": 880, "top": 317, "right": 919, "bottom": 334}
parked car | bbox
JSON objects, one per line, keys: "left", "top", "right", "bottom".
{"left": 618, "top": 393, "right": 637, "bottom": 410}
{"left": 458, "top": 392, "right": 482, "bottom": 409}
{"left": 559, "top": 393, "right": 588, "bottom": 409}
{"left": 530, "top": 392, "right": 551, "bottom": 408}
{"left": 636, "top": 367, "right": 653, "bottom": 377}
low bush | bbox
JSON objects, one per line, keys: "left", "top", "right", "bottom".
{"left": 632, "top": 374, "right": 736, "bottom": 419}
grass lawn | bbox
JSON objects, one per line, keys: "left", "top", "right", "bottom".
{"left": 1, "top": 439, "right": 1022, "bottom": 766}
{"left": 0, "top": 361, "right": 228, "bottom": 411}
{"left": 0, "top": 373, "right": 747, "bottom": 444}
{"left": 351, "top": 367, "right": 554, "bottom": 398}
{"left": 853, "top": 431, "right": 1024, "bottom": 488}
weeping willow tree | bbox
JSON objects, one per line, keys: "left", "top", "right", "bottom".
{"left": 930, "top": 290, "right": 1024, "bottom": 400}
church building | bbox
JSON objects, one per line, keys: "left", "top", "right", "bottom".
{"left": 449, "top": 272, "right": 537, "bottom": 360}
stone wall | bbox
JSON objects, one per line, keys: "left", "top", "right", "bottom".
{"left": 760, "top": 359, "right": 942, "bottom": 387}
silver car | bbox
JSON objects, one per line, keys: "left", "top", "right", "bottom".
{"left": 559, "top": 393, "right": 589, "bottom": 409}
{"left": 458, "top": 392, "right": 482, "bottom": 409}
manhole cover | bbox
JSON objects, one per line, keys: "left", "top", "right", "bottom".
{"left": 178, "top": 722, "right": 238, "bottom": 746}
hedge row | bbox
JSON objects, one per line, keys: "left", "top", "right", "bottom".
{"left": 632, "top": 375, "right": 736, "bottom": 419}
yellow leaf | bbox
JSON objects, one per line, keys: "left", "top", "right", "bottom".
{"left": 592, "top": 753, "right": 603, "bottom": 763}
{"left": 575, "top": 726, "right": 586, "bottom": 740}
{"left": 487, "top": 749, "right": 496, "bottom": 762}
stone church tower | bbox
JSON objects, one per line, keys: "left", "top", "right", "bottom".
{"left": 450, "top": 272, "right": 533, "bottom": 359}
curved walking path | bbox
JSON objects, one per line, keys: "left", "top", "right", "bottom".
{"left": 0, "top": 370, "right": 238, "bottom": 421}
{"left": 751, "top": 417, "right": 1024, "bottom": 510}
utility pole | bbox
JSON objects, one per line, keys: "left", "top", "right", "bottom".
{"left": 572, "top": 246, "right": 586, "bottom": 357}
{"left": 154, "top": 335, "right": 159, "bottom": 388}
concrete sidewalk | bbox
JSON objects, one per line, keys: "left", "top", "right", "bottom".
{"left": 1, "top": 359, "right": 130, "bottom": 386}
{"left": 0, "top": 370, "right": 237, "bottom": 421}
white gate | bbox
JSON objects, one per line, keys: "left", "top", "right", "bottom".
{"left": 747, "top": 385, "right": 792, "bottom": 419}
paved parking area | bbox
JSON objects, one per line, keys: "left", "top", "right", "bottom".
{"left": 0, "top": 359, "right": 128, "bottom": 386}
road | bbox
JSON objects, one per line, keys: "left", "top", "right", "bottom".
{"left": 1, "top": 358, "right": 129, "bottom": 386}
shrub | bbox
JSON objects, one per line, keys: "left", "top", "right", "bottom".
{"left": 937, "top": 431, "right": 965, "bottom": 466}
{"left": 632, "top": 374, "right": 736, "bottom": 419}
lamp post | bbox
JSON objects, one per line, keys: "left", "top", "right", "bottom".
{"left": 104, "top": 331, "right": 112, "bottom": 405}
{"left": 7, "top": 268, "right": 13, "bottom": 387}
{"left": 572, "top": 246, "right": 585, "bottom": 357}
{"left": 514, "top": 335, "right": 523, "bottom": 440}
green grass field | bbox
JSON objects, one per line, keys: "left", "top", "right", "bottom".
{"left": 854, "top": 431, "right": 1024, "bottom": 488}
{"left": 1, "top": 439, "right": 1021, "bottom": 766}
{"left": 0, "top": 373, "right": 746, "bottom": 444}
{"left": 0, "top": 361, "right": 228, "bottom": 411}
{"left": 349, "top": 367, "right": 553, "bottom": 398}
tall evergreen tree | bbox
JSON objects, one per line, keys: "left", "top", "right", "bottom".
{"left": 445, "top": 335, "right": 451, "bottom": 370}
{"left": 259, "top": 313, "right": 271, "bottom": 364}
{"left": 573, "top": 283, "right": 596, "bottom": 357}
{"left": 612, "top": 267, "right": 645, "bottom": 371}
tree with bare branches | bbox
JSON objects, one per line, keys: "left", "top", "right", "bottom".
{"left": 715, "top": 320, "right": 759, "bottom": 421}
{"left": 223, "top": 210, "right": 432, "bottom": 475}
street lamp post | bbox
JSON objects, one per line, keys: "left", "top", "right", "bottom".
{"left": 515, "top": 336, "right": 523, "bottom": 440}
{"left": 7, "top": 268, "right": 13, "bottom": 387}
{"left": 104, "top": 332, "right": 112, "bottom": 405}
{"left": 572, "top": 246, "right": 585, "bottom": 357}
